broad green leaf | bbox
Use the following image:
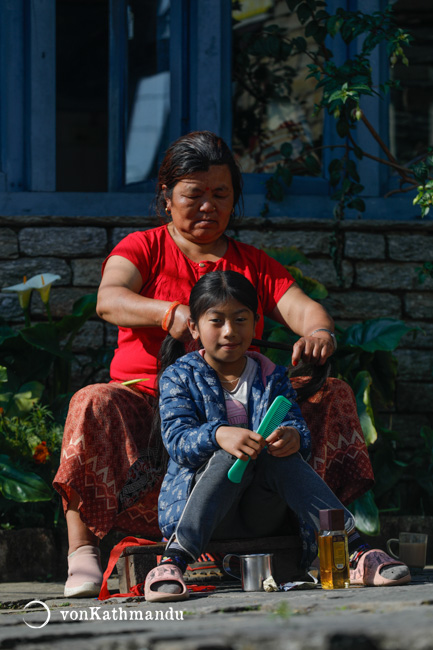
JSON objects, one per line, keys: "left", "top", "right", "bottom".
{"left": 0, "top": 455, "right": 52, "bottom": 502}
{"left": 348, "top": 490, "right": 380, "bottom": 536}
{"left": 339, "top": 318, "right": 416, "bottom": 353}
{"left": 19, "top": 323, "right": 68, "bottom": 359}
{"left": 0, "top": 325, "right": 19, "bottom": 347}
{"left": 347, "top": 198, "right": 366, "bottom": 212}
{"left": 297, "top": 3, "right": 311, "bottom": 25}
{"left": 8, "top": 381, "right": 45, "bottom": 417}
{"left": 372, "top": 450, "right": 404, "bottom": 500}
{"left": 56, "top": 293, "right": 97, "bottom": 339}
{"left": 367, "top": 351, "right": 398, "bottom": 407}
{"left": 263, "top": 246, "right": 310, "bottom": 266}
{"left": 286, "top": 267, "right": 328, "bottom": 299}
{"left": 0, "top": 366, "right": 7, "bottom": 383}
{"left": 281, "top": 142, "right": 293, "bottom": 159}
{"left": 336, "top": 119, "right": 350, "bottom": 137}
{"left": 353, "top": 371, "right": 377, "bottom": 446}
{"left": 263, "top": 327, "right": 295, "bottom": 366}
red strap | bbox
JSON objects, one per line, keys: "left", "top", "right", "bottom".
{"left": 98, "top": 536, "right": 157, "bottom": 600}
{"left": 188, "top": 584, "right": 216, "bottom": 592}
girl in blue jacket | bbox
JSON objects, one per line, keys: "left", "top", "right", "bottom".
{"left": 145, "top": 271, "right": 409, "bottom": 602}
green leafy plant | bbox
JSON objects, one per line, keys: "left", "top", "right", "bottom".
{"left": 260, "top": 247, "right": 420, "bottom": 534}
{"left": 0, "top": 283, "right": 113, "bottom": 528}
{"left": 234, "top": 1, "right": 432, "bottom": 283}
{"left": 0, "top": 402, "right": 64, "bottom": 529}
{"left": 263, "top": 246, "right": 328, "bottom": 299}
{"left": 372, "top": 425, "right": 433, "bottom": 517}
{"left": 0, "top": 292, "right": 111, "bottom": 419}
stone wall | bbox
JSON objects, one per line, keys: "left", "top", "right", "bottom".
{"left": 1, "top": 214, "right": 432, "bottom": 447}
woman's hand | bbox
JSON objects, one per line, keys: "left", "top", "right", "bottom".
{"left": 216, "top": 426, "right": 266, "bottom": 461}
{"left": 166, "top": 303, "right": 192, "bottom": 342}
{"left": 270, "top": 284, "right": 335, "bottom": 367}
{"left": 265, "top": 426, "right": 300, "bottom": 457}
{"left": 291, "top": 335, "right": 334, "bottom": 367}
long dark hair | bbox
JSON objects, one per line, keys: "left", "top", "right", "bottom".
{"left": 155, "top": 131, "right": 244, "bottom": 221}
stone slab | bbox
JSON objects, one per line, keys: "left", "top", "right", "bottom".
{"left": 0, "top": 227, "right": 19, "bottom": 259}
{"left": 345, "top": 232, "right": 386, "bottom": 260}
{"left": 19, "top": 227, "right": 107, "bottom": 258}
{"left": 1, "top": 571, "right": 433, "bottom": 650}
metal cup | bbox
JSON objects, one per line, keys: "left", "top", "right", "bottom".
{"left": 223, "top": 553, "right": 274, "bottom": 591}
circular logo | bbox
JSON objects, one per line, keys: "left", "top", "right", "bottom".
{"left": 23, "top": 600, "right": 51, "bottom": 629}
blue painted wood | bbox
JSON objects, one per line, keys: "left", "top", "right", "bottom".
{"left": 321, "top": 0, "right": 351, "bottom": 186}
{"left": 242, "top": 175, "right": 328, "bottom": 196}
{"left": 108, "top": 0, "right": 128, "bottom": 191}
{"left": 348, "top": 0, "right": 390, "bottom": 197}
{"left": 170, "top": 0, "right": 189, "bottom": 139}
{"left": 0, "top": 191, "right": 428, "bottom": 222}
{"left": 0, "top": 1, "right": 25, "bottom": 191}
{"left": 189, "top": 0, "right": 232, "bottom": 143}
{"left": 0, "top": 0, "right": 427, "bottom": 225}
{"left": 28, "top": 0, "right": 56, "bottom": 191}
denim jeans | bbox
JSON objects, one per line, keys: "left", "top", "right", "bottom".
{"left": 173, "top": 449, "right": 356, "bottom": 560}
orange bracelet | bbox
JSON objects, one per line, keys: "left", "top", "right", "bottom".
{"left": 161, "top": 301, "right": 181, "bottom": 332}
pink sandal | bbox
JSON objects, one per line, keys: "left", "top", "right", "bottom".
{"left": 350, "top": 549, "right": 411, "bottom": 587}
{"left": 145, "top": 564, "right": 189, "bottom": 602}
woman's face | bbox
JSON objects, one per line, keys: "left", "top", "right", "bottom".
{"left": 164, "top": 165, "right": 234, "bottom": 244}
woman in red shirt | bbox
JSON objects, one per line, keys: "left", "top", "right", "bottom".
{"left": 54, "top": 131, "right": 377, "bottom": 598}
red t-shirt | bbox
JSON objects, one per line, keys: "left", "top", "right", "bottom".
{"left": 102, "top": 225, "right": 295, "bottom": 395}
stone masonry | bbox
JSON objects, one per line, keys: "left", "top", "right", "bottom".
{"left": 1, "top": 214, "right": 432, "bottom": 451}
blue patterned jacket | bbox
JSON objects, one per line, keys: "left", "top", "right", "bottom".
{"left": 158, "top": 350, "right": 311, "bottom": 537}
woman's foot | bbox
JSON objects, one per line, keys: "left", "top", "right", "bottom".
{"left": 64, "top": 545, "right": 103, "bottom": 597}
{"left": 350, "top": 548, "right": 411, "bottom": 587}
{"left": 145, "top": 564, "right": 189, "bottom": 602}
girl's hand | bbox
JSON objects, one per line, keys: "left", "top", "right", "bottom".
{"left": 266, "top": 426, "right": 300, "bottom": 457}
{"left": 291, "top": 335, "right": 334, "bottom": 367}
{"left": 166, "top": 303, "right": 192, "bottom": 342}
{"left": 216, "top": 426, "right": 266, "bottom": 461}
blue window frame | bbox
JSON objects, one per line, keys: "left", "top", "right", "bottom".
{"left": 0, "top": 0, "right": 429, "bottom": 220}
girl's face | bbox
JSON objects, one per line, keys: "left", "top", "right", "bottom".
{"left": 188, "top": 298, "right": 258, "bottom": 371}
{"left": 164, "top": 165, "right": 234, "bottom": 245}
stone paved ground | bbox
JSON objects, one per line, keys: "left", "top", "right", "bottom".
{"left": 1, "top": 570, "right": 433, "bottom": 650}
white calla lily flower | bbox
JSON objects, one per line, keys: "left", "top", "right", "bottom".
{"left": 2, "top": 278, "right": 34, "bottom": 309}
{"left": 27, "top": 273, "right": 61, "bottom": 304}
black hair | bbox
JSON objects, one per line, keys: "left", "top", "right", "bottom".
{"left": 155, "top": 131, "right": 243, "bottom": 221}
{"left": 189, "top": 270, "right": 257, "bottom": 323}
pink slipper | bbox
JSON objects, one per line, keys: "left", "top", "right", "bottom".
{"left": 64, "top": 545, "right": 103, "bottom": 598}
{"left": 350, "top": 549, "right": 411, "bottom": 587}
{"left": 145, "top": 564, "right": 189, "bottom": 603}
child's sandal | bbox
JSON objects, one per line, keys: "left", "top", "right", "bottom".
{"left": 145, "top": 564, "right": 189, "bottom": 602}
{"left": 350, "top": 548, "right": 411, "bottom": 587}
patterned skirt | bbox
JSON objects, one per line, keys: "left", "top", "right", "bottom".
{"left": 53, "top": 378, "right": 374, "bottom": 540}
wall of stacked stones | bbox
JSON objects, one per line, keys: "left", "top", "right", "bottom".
{"left": 1, "top": 215, "right": 432, "bottom": 448}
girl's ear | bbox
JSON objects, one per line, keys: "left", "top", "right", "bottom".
{"left": 188, "top": 318, "right": 200, "bottom": 340}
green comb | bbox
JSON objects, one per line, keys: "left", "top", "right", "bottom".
{"left": 227, "top": 395, "right": 292, "bottom": 484}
